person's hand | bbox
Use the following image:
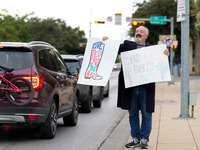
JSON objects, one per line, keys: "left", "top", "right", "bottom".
{"left": 102, "top": 36, "right": 109, "bottom": 41}
{"left": 163, "top": 48, "right": 170, "bottom": 56}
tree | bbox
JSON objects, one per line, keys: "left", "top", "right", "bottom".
{"left": 0, "top": 10, "right": 21, "bottom": 41}
{"left": 192, "top": 0, "right": 200, "bottom": 74}
{"left": 129, "top": 0, "right": 196, "bottom": 64}
{"left": 0, "top": 10, "right": 87, "bottom": 54}
{"left": 130, "top": 0, "right": 179, "bottom": 52}
{"left": 29, "top": 17, "right": 87, "bottom": 54}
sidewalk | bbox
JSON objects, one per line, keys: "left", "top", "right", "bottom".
{"left": 124, "top": 75, "right": 200, "bottom": 150}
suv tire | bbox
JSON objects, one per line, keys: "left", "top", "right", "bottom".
{"left": 93, "top": 87, "right": 103, "bottom": 108}
{"left": 63, "top": 94, "right": 78, "bottom": 126}
{"left": 104, "top": 91, "right": 109, "bottom": 98}
{"left": 104, "top": 82, "right": 110, "bottom": 97}
{"left": 81, "top": 89, "right": 92, "bottom": 113}
{"left": 39, "top": 100, "right": 57, "bottom": 139}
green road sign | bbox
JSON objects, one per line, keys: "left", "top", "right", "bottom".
{"left": 150, "top": 16, "right": 167, "bottom": 25}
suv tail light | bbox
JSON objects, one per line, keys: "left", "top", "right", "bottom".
{"left": 28, "top": 115, "right": 37, "bottom": 120}
{"left": 23, "top": 76, "right": 43, "bottom": 89}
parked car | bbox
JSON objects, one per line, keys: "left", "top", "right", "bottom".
{"left": 0, "top": 41, "right": 78, "bottom": 139}
{"left": 61, "top": 54, "right": 109, "bottom": 113}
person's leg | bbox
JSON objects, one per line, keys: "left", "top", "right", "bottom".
{"left": 126, "top": 87, "right": 140, "bottom": 148}
{"left": 129, "top": 87, "right": 140, "bottom": 139}
{"left": 139, "top": 86, "right": 152, "bottom": 149}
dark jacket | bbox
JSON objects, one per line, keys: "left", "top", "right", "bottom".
{"left": 117, "top": 40, "right": 155, "bottom": 113}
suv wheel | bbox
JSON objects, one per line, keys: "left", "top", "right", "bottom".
{"left": 93, "top": 87, "right": 103, "bottom": 108}
{"left": 63, "top": 94, "right": 78, "bottom": 126}
{"left": 39, "top": 100, "right": 57, "bottom": 139}
{"left": 81, "top": 89, "right": 92, "bottom": 113}
{"left": 104, "top": 82, "right": 110, "bottom": 97}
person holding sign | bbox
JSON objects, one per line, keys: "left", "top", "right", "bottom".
{"left": 103, "top": 26, "right": 169, "bottom": 149}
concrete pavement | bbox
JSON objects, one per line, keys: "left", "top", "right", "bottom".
{"left": 99, "top": 75, "right": 200, "bottom": 150}
{"left": 124, "top": 75, "right": 200, "bottom": 150}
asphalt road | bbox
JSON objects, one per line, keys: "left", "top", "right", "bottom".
{"left": 0, "top": 71, "right": 128, "bottom": 150}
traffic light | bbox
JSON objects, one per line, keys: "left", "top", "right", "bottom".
{"left": 95, "top": 21, "right": 105, "bottom": 24}
{"left": 173, "top": 44, "right": 178, "bottom": 50}
{"left": 173, "top": 41, "right": 178, "bottom": 50}
{"left": 132, "top": 21, "right": 145, "bottom": 26}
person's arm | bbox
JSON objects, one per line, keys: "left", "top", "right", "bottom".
{"left": 102, "top": 36, "right": 109, "bottom": 41}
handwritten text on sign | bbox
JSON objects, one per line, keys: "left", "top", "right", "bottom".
{"left": 121, "top": 44, "right": 171, "bottom": 88}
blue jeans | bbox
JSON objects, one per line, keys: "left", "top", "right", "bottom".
{"left": 129, "top": 86, "right": 152, "bottom": 140}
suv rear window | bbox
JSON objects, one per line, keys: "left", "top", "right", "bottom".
{"left": 0, "top": 48, "right": 33, "bottom": 71}
{"left": 64, "top": 60, "right": 81, "bottom": 69}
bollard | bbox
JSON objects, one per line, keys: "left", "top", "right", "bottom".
{"left": 189, "top": 91, "right": 197, "bottom": 118}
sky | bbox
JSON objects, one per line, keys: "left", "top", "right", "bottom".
{"left": 0, "top": 0, "right": 145, "bottom": 40}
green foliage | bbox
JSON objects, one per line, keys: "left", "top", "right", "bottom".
{"left": 130, "top": 0, "right": 178, "bottom": 45}
{"left": 130, "top": 0, "right": 197, "bottom": 61}
{"left": 192, "top": 0, "right": 200, "bottom": 33}
{"left": 0, "top": 9, "right": 87, "bottom": 54}
{"left": 115, "top": 54, "right": 121, "bottom": 63}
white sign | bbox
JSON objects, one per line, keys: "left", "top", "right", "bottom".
{"left": 115, "top": 13, "right": 122, "bottom": 25}
{"left": 78, "top": 37, "right": 121, "bottom": 86}
{"left": 126, "top": 17, "right": 132, "bottom": 23}
{"left": 107, "top": 16, "right": 113, "bottom": 22}
{"left": 177, "top": 0, "right": 186, "bottom": 22}
{"left": 121, "top": 44, "right": 171, "bottom": 88}
{"left": 162, "top": 35, "right": 173, "bottom": 47}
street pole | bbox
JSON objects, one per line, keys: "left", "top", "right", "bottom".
{"left": 89, "top": 11, "right": 91, "bottom": 37}
{"left": 170, "top": 17, "right": 174, "bottom": 75}
{"left": 180, "top": 0, "right": 190, "bottom": 118}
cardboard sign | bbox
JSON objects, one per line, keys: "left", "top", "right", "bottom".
{"left": 78, "top": 37, "right": 121, "bottom": 86}
{"left": 121, "top": 44, "right": 171, "bottom": 88}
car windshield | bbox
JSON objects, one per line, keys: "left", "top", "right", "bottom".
{"left": 64, "top": 60, "right": 80, "bottom": 69}
{"left": 0, "top": 48, "right": 33, "bottom": 71}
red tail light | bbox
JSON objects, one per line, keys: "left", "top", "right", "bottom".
{"left": 3, "top": 125, "right": 14, "bottom": 130}
{"left": 28, "top": 115, "right": 37, "bottom": 120}
{"left": 23, "top": 76, "right": 43, "bottom": 89}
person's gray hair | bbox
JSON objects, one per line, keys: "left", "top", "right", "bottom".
{"left": 136, "top": 26, "right": 149, "bottom": 36}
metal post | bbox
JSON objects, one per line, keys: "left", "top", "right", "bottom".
{"left": 89, "top": 11, "right": 91, "bottom": 37}
{"left": 170, "top": 17, "right": 174, "bottom": 75}
{"left": 180, "top": 0, "right": 190, "bottom": 118}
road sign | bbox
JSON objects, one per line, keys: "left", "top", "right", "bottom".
{"left": 107, "top": 16, "right": 113, "bottom": 22}
{"left": 162, "top": 35, "right": 173, "bottom": 47}
{"left": 115, "top": 13, "right": 122, "bottom": 25}
{"left": 150, "top": 16, "right": 167, "bottom": 25}
{"left": 177, "top": 0, "right": 186, "bottom": 22}
{"left": 126, "top": 17, "right": 132, "bottom": 23}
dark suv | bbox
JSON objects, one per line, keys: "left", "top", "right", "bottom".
{"left": 61, "top": 54, "right": 109, "bottom": 113}
{"left": 0, "top": 41, "right": 78, "bottom": 139}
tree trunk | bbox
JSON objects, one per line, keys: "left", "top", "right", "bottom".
{"left": 195, "top": 33, "right": 200, "bottom": 74}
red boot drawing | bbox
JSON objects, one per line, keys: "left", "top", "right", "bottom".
{"left": 85, "top": 41, "right": 105, "bottom": 80}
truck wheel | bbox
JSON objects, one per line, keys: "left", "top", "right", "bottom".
{"left": 81, "top": 89, "right": 92, "bottom": 113}
{"left": 93, "top": 87, "right": 103, "bottom": 108}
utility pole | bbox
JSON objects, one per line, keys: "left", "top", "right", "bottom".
{"left": 180, "top": 0, "right": 190, "bottom": 118}
{"left": 170, "top": 17, "right": 174, "bottom": 76}
{"left": 89, "top": 11, "right": 91, "bottom": 37}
